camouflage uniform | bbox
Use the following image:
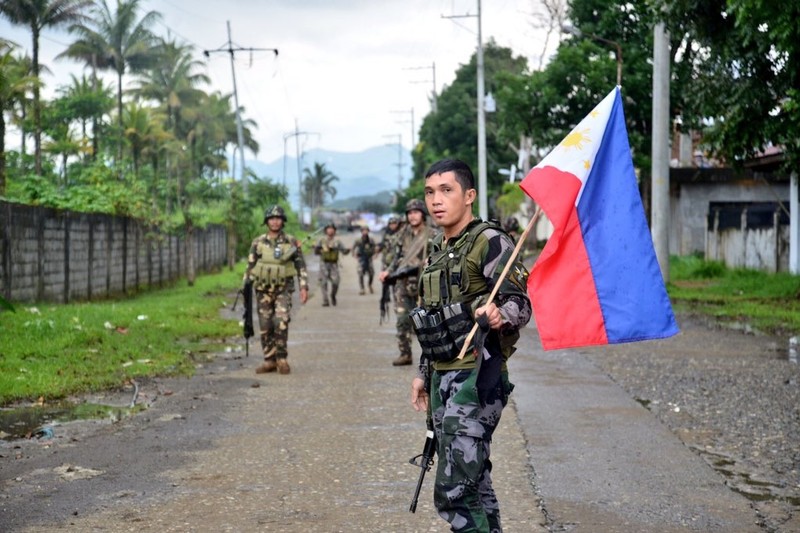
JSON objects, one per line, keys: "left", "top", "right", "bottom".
{"left": 417, "top": 219, "right": 531, "bottom": 532}
{"left": 244, "top": 206, "right": 309, "bottom": 374}
{"left": 387, "top": 201, "right": 434, "bottom": 365}
{"left": 314, "top": 226, "right": 349, "bottom": 306}
{"left": 352, "top": 229, "right": 377, "bottom": 294}
{"left": 379, "top": 217, "right": 402, "bottom": 271}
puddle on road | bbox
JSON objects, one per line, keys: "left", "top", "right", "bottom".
{"left": 712, "top": 457, "right": 800, "bottom": 507}
{"left": 0, "top": 401, "right": 145, "bottom": 441}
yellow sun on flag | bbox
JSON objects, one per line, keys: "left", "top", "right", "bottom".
{"left": 561, "top": 128, "right": 591, "bottom": 150}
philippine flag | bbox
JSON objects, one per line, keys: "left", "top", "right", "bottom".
{"left": 520, "top": 87, "right": 679, "bottom": 350}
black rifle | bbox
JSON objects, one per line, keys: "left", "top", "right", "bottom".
{"left": 232, "top": 279, "right": 254, "bottom": 357}
{"left": 379, "top": 265, "right": 419, "bottom": 324}
{"left": 408, "top": 413, "right": 436, "bottom": 513}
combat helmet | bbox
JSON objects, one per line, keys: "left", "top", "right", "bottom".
{"left": 405, "top": 198, "right": 426, "bottom": 216}
{"left": 387, "top": 216, "right": 401, "bottom": 224}
{"left": 263, "top": 204, "right": 287, "bottom": 222}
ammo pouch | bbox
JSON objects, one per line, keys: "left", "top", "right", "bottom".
{"left": 321, "top": 248, "right": 339, "bottom": 263}
{"left": 253, "top": 263, "right": 288, "bottom": 286}
{"left": 410, "top": 303, "right": 474, "bottom": 361}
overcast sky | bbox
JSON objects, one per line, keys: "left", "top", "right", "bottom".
{"left": 1, "top": 0, "right": 560, "bottom": 164}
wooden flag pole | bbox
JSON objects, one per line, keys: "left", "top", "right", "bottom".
{"left": 456, "top": 207, "right": 542, "bottom": 360}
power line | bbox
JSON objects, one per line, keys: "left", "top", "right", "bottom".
{"left": 203, "top": 20, "right": 277, "bottom": 193}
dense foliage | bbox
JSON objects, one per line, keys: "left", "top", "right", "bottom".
{"left": 0, "top": 0, "right": 288, "bottom": 280}
{"left": 411, "top": 0, "right": 798, "bottom": 218}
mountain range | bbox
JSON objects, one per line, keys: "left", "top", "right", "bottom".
{"left": 246, "top": 145, "right": 413, "bottom": 205}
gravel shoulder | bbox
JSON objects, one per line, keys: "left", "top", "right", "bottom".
{"left": 583, "top": 314, "right": 800, "bottom": 532}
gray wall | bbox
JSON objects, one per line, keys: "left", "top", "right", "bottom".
{"left": 672, "top": 181, "right": 789, "bottom": 256}
{"left": 1, "top": 201, "right": 228, "bottom": 303}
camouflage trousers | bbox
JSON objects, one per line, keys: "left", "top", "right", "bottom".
{"left": 318, "top": 261, "right": 340, "bottom": 305}
{"left": 430, "top": 367, "right": 513, "bottom": 533}
{"left": 393, "top": 276, "right": 418, "bottom": 358}
{"left": 256, "top": 286, "right": 293, "bottom": 360}
{"left": 357, "top": 257, "right": 374, "bottom": 290}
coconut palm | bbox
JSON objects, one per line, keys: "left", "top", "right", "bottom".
{"left": 0, "top": 42, "right": 36, "bottom": 194}
{"left": 0, "top": 0, "right": 92, "bottom": 175}
{"left": 302, "top": 162, "right": 339, "bottom": 210}
{"left": 61, "top": 0, "right": 161, "bottom": 164}
{"left": 59, "top": 73, "right": 112, "bottom": 160}
{"left": 132, "top": 37, "right": 207, "bottom": 135}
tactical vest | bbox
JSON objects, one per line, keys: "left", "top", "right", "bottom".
{"left": 319, "top": 239, "right": 340, "bottom": 262}
{"left": 252, "top": 239, "right": 298, "bottom": 286}
{"left": 416, "top": 219, "right": 523, "bottom": 363}
{"left": 421, "top": 219, "right": 495, "bottom": 308}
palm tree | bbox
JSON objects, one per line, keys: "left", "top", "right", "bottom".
{"left": 61, "top": 0, "right": 161, "bottom": 165}
{"left": 0, "top": 0, "right": 92, "bottom": 175}
{"left": 0, "top": 42, "right": 36, "bottom": 194}
{"left": 60, "top": 73, "right": 112, "bottom": 160}
{"left": 122, "top": 99, "right": 161, "bottom": 179}
{"left": 302, "top": 162, "right": 339, "bottom": 210}
{"left": 132, "top": 37, "right": 207, "bottom": 136}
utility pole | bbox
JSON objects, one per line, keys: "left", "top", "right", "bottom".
{"left": 404, "top": 62, "right": 437, "bottom": 113}
{"left": 204, "top": 21, "right": 278, "bottom": 194}
{"left": 391, "top": 108, "right": 415, "bottom": 150}
{"left": 283, "top": 121, "right": 319, "bottom": 226}
{"left": 443, "top": 1, "right": 487, "bottom": 220}
{"left": 383, "top": 134, "right": 404, "bottom": 190}
{"left": 651, "top": 22, "right": 671, "bottom": 282}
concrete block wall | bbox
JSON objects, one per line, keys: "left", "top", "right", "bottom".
{"left": 1, "top": 201, "right": 228, "bottom": 303}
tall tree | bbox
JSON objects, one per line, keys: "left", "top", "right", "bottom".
{"left": 0, "top": 0, "right": 92, "bottom": 175}
{"left": 414, "top": 40, "right": 529, "bottom": 203}
{"left": 0, "top": 42, "right": 36, "bottom": 194}
{"left": 63, "top": 0, "right": 161, "bottom": 165}
{"left": 132, "top": 37, "right": 207, "bottom": 138}
{"left": 302, "top": 162, "right": 338, "bottom": 210}
{"left": 663, "top": 0, "right": 800, "bottom": 171}
{"left": 59, "top": 73, "right": 112, "bottom": 160}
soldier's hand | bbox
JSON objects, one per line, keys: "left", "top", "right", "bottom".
{"left": 475, "top": 302, "right": 503, "bottom": 330}
{"left": 299, "top": 287, "right": 309, "bottom": 304}
{"left": 411, "top": 377, "right": 428, "bottom": 412}
{"left": 379, "top": 270, "right": 389, "bottom": 283}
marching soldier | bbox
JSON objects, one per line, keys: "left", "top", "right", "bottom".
{"left": 243, "top": 205, "right": 309, "bottom": 375}
{"left": 314, "top": 223, "right": 349, "bottom": 306}
{"left": 379, "top": 199, "right": 434, "bottom": 366}
{"left": 352, "top": 226, "right": 377, "bottom": 295}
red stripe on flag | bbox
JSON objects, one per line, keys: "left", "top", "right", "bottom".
{"left": 522, "top": 166, "right": 608, "bottom": 350}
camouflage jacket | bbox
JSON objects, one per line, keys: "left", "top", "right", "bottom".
{"left": 314, "top": 236, "right": 350, "bottom": 263}
{"left": 388, "top": 223, "right": 435, "bottom": 274}
{"left": 352, "top": 235, "right": 377, "bottom": 260}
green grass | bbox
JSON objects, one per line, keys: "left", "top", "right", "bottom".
{"left": 0, "top": 267, "right": 243, "bottom": 406}
{"left": 668, "top": 255, "right": 800, "bottom": 335}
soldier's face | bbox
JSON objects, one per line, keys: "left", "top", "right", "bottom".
{"left": 325, "top": 227, "right": 335, "bottom": 237}
{"left": 267, "top": 218, "right": 284, "bottom": 232}
{"left": 424, "top": 171, "right": 475, "bottom": 234}
{"left": 406, "top": 210, "right": 424, "bottom": 227}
